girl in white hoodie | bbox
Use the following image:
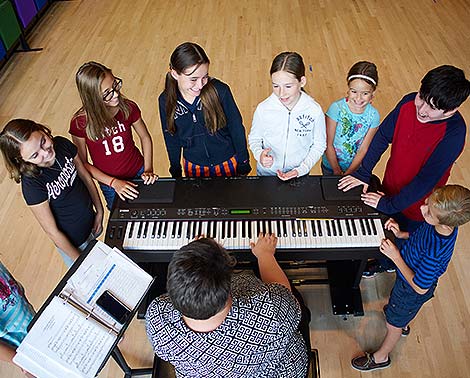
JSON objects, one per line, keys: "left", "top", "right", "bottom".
{"left": 248, "top": 52, "right": 326, "bottom": 180}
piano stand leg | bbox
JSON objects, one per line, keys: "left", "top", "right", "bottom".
{"left": 327, "top": 260, "right": 365, "bottom": 316}
{"left": 111, "top": 347, "right": 153, "bottom": 378}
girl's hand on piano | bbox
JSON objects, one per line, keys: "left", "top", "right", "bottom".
{"left": 250, "top": 233, "right": 278, "bottom": 258}
{"left": 338, "top": 175, "right": 368, "bottom": 193}
{"left": 277, "top": 169, "right": 298, "bottom": 181}
{"left": 360, "top": 191, "right": 384, "bottom": 208}
{"left": 112, "top": 179, "right": 139, "bottom": 201}
{"left": 141, "top": 171, "right": 159, "bottom": 185}
{"left": 380, "top": 238, "right": 399, "bottom": 260}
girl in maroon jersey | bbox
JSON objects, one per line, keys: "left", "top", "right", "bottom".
{"left": 70, "top": 61, "right": 158, "bottom": 209}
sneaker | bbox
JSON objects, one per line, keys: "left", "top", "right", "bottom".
{"left": 401, "top": 325, "right": 411, "bottom": 337}
{"left": 382, "top": 305, "right": 410, "bottom": 336}
{"left": 362, "top": 261, "right": 386, "bottom": 278}
{"left": 351, "top": 352, "right": 391, "bottom": 372}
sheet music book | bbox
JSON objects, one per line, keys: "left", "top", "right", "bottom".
{"left": 13, "top": 241, "right": 153, "bottom": 378}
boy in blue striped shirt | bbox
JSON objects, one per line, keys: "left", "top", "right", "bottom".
{"left": 352, "top": 184, "right": 470, "bottom": 371}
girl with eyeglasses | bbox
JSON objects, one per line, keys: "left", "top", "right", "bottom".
{"left": 0, "top": 119, "right": 103, "bottom": 267}
{"left": 160, "top": 42, "right": 251, "bottom": 178}
{"left": 70, "top": 61, "right": 157, "bottom": 209}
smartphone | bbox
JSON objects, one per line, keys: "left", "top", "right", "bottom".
{"left": 96, "top": 291, "right": 131, "bottom": 324}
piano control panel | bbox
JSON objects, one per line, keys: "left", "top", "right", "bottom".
{"left": 118, "top": 204, "right": 368, "bottom": 221}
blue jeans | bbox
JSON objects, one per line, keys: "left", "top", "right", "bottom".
{"left": 99, "top": 166, "right": 144, "bottom": 210}
{"left": 57, "top": 231, "right": 97, "bottom": 268}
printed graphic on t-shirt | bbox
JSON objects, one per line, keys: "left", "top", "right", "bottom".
{"left": 0, "top": 277, "right": 18, "bottom": 311}
{"left": 47, "top": 156, "right": 78, "bottom": 200}
{"left": 295, "top": 113, "right": 314, "bottom": 137}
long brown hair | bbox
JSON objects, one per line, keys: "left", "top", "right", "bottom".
{"left": 165, "top": 42, "right": 226, "bottom": 134}
{"left": 74, "top": 61, "right": 130, "bottom": 140}
{"left": 0, "top": 119, "right": 53, "bottom": 183}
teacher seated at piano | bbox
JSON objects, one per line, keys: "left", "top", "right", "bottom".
{"left": 0, "top": 119, "right": 104, "bottom": 268}
{"left": 159, "top": 42, "right": 252, "bottom": 178}
{"left": 146, "top": 235, "right": 310, "bottom": 378}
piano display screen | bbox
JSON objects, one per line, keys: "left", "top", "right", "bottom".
{"left": 230, "top": 209, "right": 251, "bottom": 215}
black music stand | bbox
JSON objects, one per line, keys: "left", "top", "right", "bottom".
{"left": 28, "top": 240, "right": 156, "bottom": 378}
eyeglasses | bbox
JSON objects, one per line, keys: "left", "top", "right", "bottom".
{"left": 102, "top": 77, "right": 123, "bottom": 102}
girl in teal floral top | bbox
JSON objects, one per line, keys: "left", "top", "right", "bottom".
{"left": 322, "top": 61, "right": 380, "bottom": 175}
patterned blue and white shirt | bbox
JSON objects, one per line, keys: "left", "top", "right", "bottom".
{"left": 0, "top": 262, "right": 35, "bottom": 348}
{"left": 146, "top": 272, "right": 308, "bottom": 378}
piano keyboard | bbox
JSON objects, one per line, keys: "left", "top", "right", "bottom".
{"left": 119, "top": 218, "right": 385, "bottom": 251}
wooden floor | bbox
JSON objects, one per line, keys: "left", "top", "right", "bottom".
{"left": 1, "top": 0, "right": 470, "bottom": 377}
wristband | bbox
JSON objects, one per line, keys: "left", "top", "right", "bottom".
{"left": 109, "top": 178, "right": 116, "bottom": 188}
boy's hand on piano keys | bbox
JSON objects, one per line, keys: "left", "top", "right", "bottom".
{"left": 250, "top": 233, "right": 278, "bottom": 258}
{"left": 338, "top": 175, "right": 368, "bottom": 193}
{"left": 379, "top": 238, "right": 399, "bottom": 260}
{"left": 384, "top": 218, "right": 409, "bottom": 239}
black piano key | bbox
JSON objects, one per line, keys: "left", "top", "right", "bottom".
{"left": 185, "top": 221, "right": 191, "bottom": 239}
{"left": 267, "top": 220, "right": 272, "bottom": 235}
{"left": 311, "top": 220, "right": 316, "bottom": 237}
{"left": 155, "top": 221, "right": 162, "bottom": 238}
{"left": 117, "top": 226, "right": 123, "bottom": 240}
{"left": 241, "top": 221, "right": 246, "bottom": 238}
{"left": 192, "top": 221, "right": 198, "bottom": 239}
{"left": 345, "top": 219, "right": 352, "bottom": 236}
{"left": 282, "top": 220, "right": 287, "bottom": 237}
{"left": 276, "top": 220, "right": 282, "bottom": 237}
{"left": 136, "top": 222, "right": 143, "bottom": 238}
{"left": 359, "top": 219, "right": 366, "bottom": 235}
{"left": 233, "top": 221, "right": 237, "bottom": 238}
{"left": 151, "top": 222, "right": 156, "bottom": 238}
{"left": 176, "top": 222, "right": 182, "bottom": 238}
{"left": 257, "top": 220, "right": 262, "bottom": 236}
{"left": 331, "top": 220, "right": 337, "bottom": 236}
{"left": 128, "top": 222, "right": 134, "bottom": 238}
{"left": 371, "top": 218, "right": 378, "bottom": 235}
{"left": 143, "top": 222, "right": 149, "bottom": 238}
{"left": 221, "top": 221, "right": 226, "bottom": 239}
{"left": 171, "top": 222, "right": 177, "bottom": 238}
{"left": 162, "top": 221, "right": 168, "bottom": 238}
{"left": 365, "top": 218, "right": 372, "bottom": 235}
{"left": 302, "top": 220, "right": 308, "bottom": 237}
{"left": 326, "top": 220, "right": 331, "bottom": 236}
{"left": 351, "top": 219, "right": 357, "bottom": 236}
{"left": 296, "top": 220, "right": 302, "bottom": 236}
{"left": 247, "top": 220, "right": 252, "bottom": 239}
{"left": 226, "top": 221, "right": 231, "bottom": 238}
{"left": 317, "top": 220, "right": 323, "bottom": 237}
{"left": 337, "top": 220, "right": 343, "bottom": 236}
{"left": 291, "top": 220, "right": 296, "bottom": 237}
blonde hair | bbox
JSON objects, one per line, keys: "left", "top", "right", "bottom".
{"left": 429, "top": 185, "right": 470, "bottom": 227}
{"left": 74, "top": 61, "right": 130, "bottom": 140}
